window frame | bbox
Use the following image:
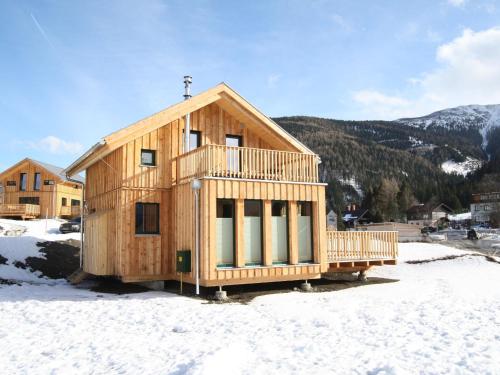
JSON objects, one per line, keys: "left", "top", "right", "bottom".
{"left": 271, "top": 200, "right": 289, "bottom": 265}
{"left": 135, "top": 202, "right": 160, "bottom": 235}
{"left": 244, "top": 199, "right": 263, "bottom": 266}
{"left": 216, "top": 198, "right": 235, "bottom": 267}
{"left": 33, "top": 172, "right": 41, "bottom": 191}
{"left": 140, "top": 149, "right": 157, "bottom": 167}
{"left": 297, "top": 201, "right": 314, "bottom": 264}
{"left": 19, "top": 173, "right": 27, "bottom": 191}
{"left": 62, "top": 197, "right": 68, "bottom": 206}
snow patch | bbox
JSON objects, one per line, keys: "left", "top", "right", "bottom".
{"left": 441, "top": 157, "right": 483, "bottom": 176}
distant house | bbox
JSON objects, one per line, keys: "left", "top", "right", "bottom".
{"left": 342, "top": 204, "right": 371, "bottom": 228}
{"left": 0, "top": 158, "right": 84, "bottom": 219}
{"left": 406, "top": 203, "right": 452, "bottom": 227}
{"left": 471, "top": 192, "right": 500, "bottom": 225}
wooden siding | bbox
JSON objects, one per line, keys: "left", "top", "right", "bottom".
{"left": 0, "top": 159, "right": 82, "bottom": 218}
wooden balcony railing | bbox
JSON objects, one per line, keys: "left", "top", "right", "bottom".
{"left": 174, "top": 144, "right": 319, "bottom": 184}
{"left": 71, "top": 206, "right": 81, "bottom": 217}
{"left": 0, "top": 204, "right": 40, "bottom": 219}
{"left": 326, "top": 231, "right": 398, "bottom": 262}
{"left": 60, "top": 206, "right": 71, "bottom": 216}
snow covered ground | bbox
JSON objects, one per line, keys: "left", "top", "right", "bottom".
{"left": 1, "top": 235, "right": 499, "bottom": 374}
{"left": 441, "top": 157, "right": 483, "bottom": 176}
{"left": 0, "top": 219, "right": 79, "bottom": 283}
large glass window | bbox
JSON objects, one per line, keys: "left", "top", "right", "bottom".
{"left": 135, "top": 203, "right": 160, "bottom": 234}
{"left": 244, "top": 200, "right": 262, "bottom": 266}
{"left": 297, "top": 202, "right": 313, "bottom": 263}
{"left": 19, "top": 197, "right": 39, "bottom": 205}
{"left": 216, "top": 199, "right": 234, "bottom": 267}
{"left": 19, "top": 173, "right": 27, "bottom": 191}
{"left": 271, "top": 201, "right": 288, "bottom": 264}
{"left": 33, "top": 173, "right": 41, "bottom": 191}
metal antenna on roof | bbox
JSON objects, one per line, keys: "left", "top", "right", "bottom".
{"left": 183, "top": 76, "right": 192, "bottom": 153}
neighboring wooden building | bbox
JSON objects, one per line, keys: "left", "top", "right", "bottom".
{"left": 0, "top": 158, "right": 83, "bottom": 219}
{"left": 66, "top": 82, "right": 397, "bottom": 287}
{"left": 406, "top": 203, "right": 452, "bottom": 227}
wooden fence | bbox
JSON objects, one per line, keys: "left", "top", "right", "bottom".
{"left": 0, "top": 204, "right": 40, "bottom": 219}
{"left": 326, "top": 231, "right": 398, "bottom": 262}
{"left": 174, "top": 144, "right": 319, "bottom": 184}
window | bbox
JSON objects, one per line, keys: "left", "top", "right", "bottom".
{"left": 135, "top": 203, "right": 160, "bottom": 234}
{"left": 216, "top": 199, "right": 234, "bottom": 267}
{"left": 183, "top": 130, "right": 202, "bottom": 151}
{"left": 271, "top": 201, "right": 288, "bottom": 264}
{"left": 71, "top": 199, "right": 81, "bottom": 206}
{"left": 226, "top": 135, "right": 243, "bottom": 174}
{"left": 34, "top": 173, "right": 41, "bottom": 191}
{"left": 19, "top": 197, "right": 39, "bottom": 205}
{"left": 297, "top": 202, "right": 313, "bottom": 263}
{"left": 44, "top": 180, "right": 55, "bottom": 186}
{"left": 20, "top": 173, "right": 27, "bottom": 191}
{"left": 6, "top": 181, "right": 16, "bottom": 186}
{"left": 62, "top": 197, "right": 67, "bottom": 206}
{"left": 244, "top": 200, "right": 262, "bottom": 266}
{"left": 140, "top": 149, "right": 156, "bottom": 166}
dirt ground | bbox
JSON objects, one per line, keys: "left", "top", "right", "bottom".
{"left": 21, "top": 239, "right": 80, "bottom": 279}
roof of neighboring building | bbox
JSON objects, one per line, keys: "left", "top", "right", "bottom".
{"left": 65, "top": 82, "right": 317, "bottom": 176}
{"left": 407, "top": 202, "right": 453, "bottom": 215}
{"left": 342, "top": 208, "right": 369, "bottom": 222}
{"left": 0, "top": 158, "right": 84, "bottom": 184}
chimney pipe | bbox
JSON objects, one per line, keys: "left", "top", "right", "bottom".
{"left": 183, "top": 75, "right": 192, "bottom": 153}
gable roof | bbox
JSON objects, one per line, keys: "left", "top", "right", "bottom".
{"left": 0, "top": 158, "right": 84, "bottom": 184}
{"left": 407, "top": 202, "right": 453, "bottom": 215}
{"left": 65, "top": 82, "right": 317, "bottom": 176}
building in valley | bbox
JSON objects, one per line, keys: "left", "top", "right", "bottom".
{"left": 471, "top": 192, "right": 500, "bottom": 225}
{"left": 406, "top": 202, "right": 452, "bottom": 228}
{"left": 65, "top": 80, "right": 398, "bottom": 289}
{"left": 0, "top": 158, "right": 83, "bottom": 219}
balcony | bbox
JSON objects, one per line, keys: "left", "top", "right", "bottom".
{"left": 0, "top": 204, "right": 40, "bottom": 219}
{"left": 326, "top": 230, "right": 398, "bottom": 268}
{"left": 173, "top": 144, "right": 319, "bottom": 185}
{"left": 60, "top": 206, "right": 81, "bottom": 218}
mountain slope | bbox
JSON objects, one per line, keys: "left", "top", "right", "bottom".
{"left": 274, "top": 104, "right": 500, "bottom": 211}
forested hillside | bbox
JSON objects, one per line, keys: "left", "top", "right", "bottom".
{"left": 274, "top": 109, "right": 500, "bottom": 219}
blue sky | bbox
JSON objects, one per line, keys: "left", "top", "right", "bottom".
{"left": 1, "top": 0, "right": 500, "bottom": 170}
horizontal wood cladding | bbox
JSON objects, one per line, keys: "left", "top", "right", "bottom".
{"left": 0, "top": 159, "right": 82, "bottom": 218}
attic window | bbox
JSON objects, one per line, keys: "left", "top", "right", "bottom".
{"left": 141, "top": 149, "right": 156, "bottom": 166}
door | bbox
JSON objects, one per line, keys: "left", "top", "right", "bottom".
{"left": 226, "top": 135, "right": 242, "bottom": 175}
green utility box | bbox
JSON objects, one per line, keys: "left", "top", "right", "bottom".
{"left": 176, "top": 250, "right": 191, "bottom": 273}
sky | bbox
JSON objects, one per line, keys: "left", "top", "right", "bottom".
{"left": 1, "top": 0, "right": 500, "bottom": 170}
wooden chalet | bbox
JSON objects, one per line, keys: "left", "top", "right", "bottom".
{"left": 0, "top": 158, "right": 83, "bottom": 219}
{"left": 65, "top": 81, "right": 398, "bottom": 287}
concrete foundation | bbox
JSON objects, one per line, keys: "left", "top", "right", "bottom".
{"left": 215, "top": 290, "right": 228, "bottom": 301}
{"left": 358, "top": 270, "right": 368, "bottom": 282}
{"left": 300, "top": 281, "right": 313, "bottom": 292}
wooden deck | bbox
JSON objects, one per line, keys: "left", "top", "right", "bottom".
{"left": 326, "top": 230, "right": 398, "bottom": 270}
{"left": 174, "top": 144, "right": 319, "bottom": 184}
{"left": 0, "top": 204, "right": 41, "bottom": 219}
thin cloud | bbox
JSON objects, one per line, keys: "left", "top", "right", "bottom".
{"left": 19, "top": 136, "right": 84, "bottom": 155}
{"left": 353, "top": 26, "right": 500, "bottom": 119}
{"left": 30, "top": 12, "right": 55, "bottom": 49}
{"left": 448, "top": 0, "right": 466, "bottom": 7}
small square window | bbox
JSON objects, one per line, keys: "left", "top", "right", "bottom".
{"left": 136, "top": 203, "right": 160, "bottom": 234}
{"left": 141, "top": 149, "right": 156, "bottom": 166}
